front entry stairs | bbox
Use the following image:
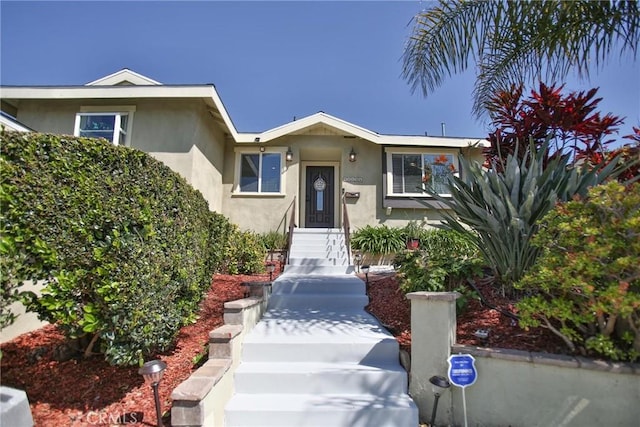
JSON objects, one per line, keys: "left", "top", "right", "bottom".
{"left": 224, "top": 228, "right": 419, "bottom": 426}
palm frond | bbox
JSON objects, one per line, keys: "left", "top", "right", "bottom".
{"left": 403, "top": 0, "right": 640, "bottom": 119}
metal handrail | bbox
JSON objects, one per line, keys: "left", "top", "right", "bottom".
{"left": 286, "top": 196, "right": 296, "bottom": 265}
{"left": 341, "top": 190, "right": 351, "bottom": 265}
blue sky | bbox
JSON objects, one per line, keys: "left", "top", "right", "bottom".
{"left": 1, "top": 0, "right": 638, "bottom": 141}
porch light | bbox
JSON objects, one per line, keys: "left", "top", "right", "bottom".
{"left": 138, "top": 360, "right": 167, "bottom": 427}
{"left": 429, "top": 375, "right": 451, "bottom": 427}
{"left": 354, "top": 252, "right": 362, "bottom": 273}
{"left": 277, "top": 253, "right": 284, "bottom": 272}
{"left": 259, "top": 145, "right": 265, "bottom": 152}
{"left": 286, "top": 147, "right": 293, "bottom": 162}
{"left": 361, "top": 264, "right": 370, "bottom": 287}
{"left": 349, "top": 148, "right": 357, "bottom": 162}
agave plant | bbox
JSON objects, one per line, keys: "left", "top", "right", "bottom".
{"left": 428, "top": 141, "right": 621, "bottom": 292}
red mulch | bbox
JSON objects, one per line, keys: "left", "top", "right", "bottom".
{"left": 1, "top": 269, "right": 566, "bottom": 426}
{"left": 364, "top": 272, "right": 567, "bottom": 355}
{"left": 0, "top": 269, "right": 276, "bottom": 427}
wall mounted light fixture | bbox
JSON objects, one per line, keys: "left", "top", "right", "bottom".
{"left": 259, "top": 146, "right": 265, "bottom": 152}
{"left": 349, "top": 148, "right": 357, "bottom": 162}
{"left": 286, "top": 147, "right": 293, "bottom": 162}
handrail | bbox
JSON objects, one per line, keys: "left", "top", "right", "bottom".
{"left": 341, "top": 190, "right": 352, "bottom": 265}
{"left": 286, "top": 196, "right": 296, "bottom": 265}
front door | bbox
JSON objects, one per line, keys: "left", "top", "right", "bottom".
{"left": 305, "top": 166, "right": 335, "bottom": 228}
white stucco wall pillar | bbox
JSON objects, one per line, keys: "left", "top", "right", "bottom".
{"left": 407, "top": 291, "right": 460, "bottom": 425}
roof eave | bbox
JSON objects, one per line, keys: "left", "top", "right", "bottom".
{"left": 0, "top": 85, "right": 241, "bottom": 139}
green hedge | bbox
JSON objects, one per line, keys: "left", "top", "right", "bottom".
{"left": 0, "top": 131, "right": 229, "bottom": 365}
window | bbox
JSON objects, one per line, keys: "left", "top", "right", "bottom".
{"left": 74, "top": 107, "right": 135, "bottom": 146}
{"left": 387, "top": 149, "right": 458, "bottom": 196}
{"left": 238, "top": 152, "right": 282, "bottom": 193}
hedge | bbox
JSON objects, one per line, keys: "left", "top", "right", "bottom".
{"left": 0, "top": 131, "right": 230, "bottom": 365}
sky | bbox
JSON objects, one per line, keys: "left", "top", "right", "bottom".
{"left": 1, "top": 0, "right": 639, "bottom": 142}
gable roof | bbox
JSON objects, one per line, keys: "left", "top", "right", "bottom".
{"left": 0, "top": 69, "right": 488, "bottom": 148}
{"left": 85, "top": 68, "right": 162, "bottom": 86}
{"left": 241, "top": 111, "right": 487, "bottom": 148}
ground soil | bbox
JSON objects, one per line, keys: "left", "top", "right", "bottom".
{"left": 1, "top": 270, "right": 566, "bottom": 426}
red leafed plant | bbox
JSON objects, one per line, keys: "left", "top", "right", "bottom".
{"left": 484, "top": 82, "right": 624, "bottom": 171}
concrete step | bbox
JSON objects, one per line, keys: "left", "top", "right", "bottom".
{"left": 268, "top": 293, "right": 369, "bottom": 310}
{"left": 272, "top": 275, "right": 365, "bottom": 294}
{"left": 292, "top": 235, "right": 346, "bottom": 244}
{"left": 225, "top": 392, "right": 419, "bottom": 427}
{"left": 288, "top": 248, "right": 347, "bottom": 258}
{"left": 241, "top": 335, "right": 399, "bottom": 364}
{"left": 233, "top": 361, "right": 408, "bottom": 395}
{"left": 288, "top": 257, "right": 348, "bottom": 266}
{"left": 283, "top": 265, "right": 354, "bottom": 274}
{"left": 293, "top": 228, "right": 343, "bottom": 234}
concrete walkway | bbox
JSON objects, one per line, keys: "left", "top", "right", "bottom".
{"left": 225, "top": 232, "right": 419, "bottom": 427}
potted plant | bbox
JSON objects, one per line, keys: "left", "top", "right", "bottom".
{"left": 404, "top": 220, "right": 421, "bottom": 250}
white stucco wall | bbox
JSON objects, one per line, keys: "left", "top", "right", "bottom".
{"left": 222, "top": 134, "right": 485, "bottom": 233}
{"left": 15, "top": 100, "right": 78, "bottom": 135}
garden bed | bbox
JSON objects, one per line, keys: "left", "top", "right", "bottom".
{"left": 1, "top": 270, "right": 566, "bottom": 426}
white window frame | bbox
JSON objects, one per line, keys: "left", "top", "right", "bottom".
{"left": 74, "top": 106, "right": 136, "bottom": 146}
{"left": 233, "top": 147, "right": 287, "bottom": 196}
{"left": 385, "top": 147, "right": 459, "bottom": 197}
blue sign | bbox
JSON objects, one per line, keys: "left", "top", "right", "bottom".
{"left": 447, "top": 354, "right": 477, "bottom": 388}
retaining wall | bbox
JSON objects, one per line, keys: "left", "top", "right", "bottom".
{"left": 171, "top": 289, "right": 270, "bottom": 427}
{"left": 408, "top": 292, "right": 640, "bottom": 427}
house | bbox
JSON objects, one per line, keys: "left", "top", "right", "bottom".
{"left": 0, "top": 111, "right": 33, "bottom": 132}
{"left": 0, "top": 69, "right": 487, "bottom": 233}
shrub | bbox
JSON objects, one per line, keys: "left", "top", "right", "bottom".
{"left": 350, "top": 225, "right": 405, "bottom": 255}
{"left": 221, "top": 227, "right": 266, "bottom": 275}
{"left": 394, "top": 229, "right": 483, "bottom": 309}
{"left": 484, "top": 83, "right": 623, "bottom": 172}
{"left": 516, "top": 181, "right": 640, "bottom": 361}
{"left": 258, "top": 230, "right": 288, "bottom": 252}
{"left": 428, "top": 142, "right": 621, "bottom": 293}
{"left": 208, "top": 211, "right": 235, "bottom": 273}
{"left": 0, "top": 131, "right": 221, "bottom": 365}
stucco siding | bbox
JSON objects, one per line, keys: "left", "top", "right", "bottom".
{"left": 15, "top": 100, "right": 79, "bottom": 135}
{"left": 221, "top": 134, "right": 486, "bottom": 232}
{"left": 133, "top": 100, "right": 224, "bottom": 211}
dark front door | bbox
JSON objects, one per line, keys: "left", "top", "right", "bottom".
{"left": 305, "top": 166, "right": 335, "bottom": 228}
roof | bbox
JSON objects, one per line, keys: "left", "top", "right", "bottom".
{"left": 242, "top": 112, "right": 487, "bottom": 148}
{"left": 0, "top": 69, "right": 488, "bottom": 148}
{"left": 0, "top": 111, "right": 33, "bottom": 132}
{"left": 85, "top": 68, "right": 162, "bottom": 86}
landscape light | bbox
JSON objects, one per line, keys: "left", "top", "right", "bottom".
{"left": 429, "top": 375, "right": 451, "bottom": 427}
{"left": 354, "top": 252, "right": 362, "bottom": 273}
{"left": 138, "top": 360, "right": 167, "bottom": 427}
{"left": 361, "top": 265, "right": 370, "bottom": 287}
{"left": 266, "top": 262, "right": 276, "bottom": 282}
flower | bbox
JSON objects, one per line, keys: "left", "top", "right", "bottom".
{"left": 434, "top": 154, "right": 449, "bottom": 164}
